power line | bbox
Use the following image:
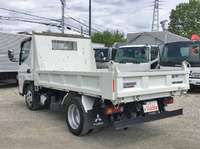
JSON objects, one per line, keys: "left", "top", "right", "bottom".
{"left": 0, "top": 15, "right": 60, "bottom": 27}
{"left": 0, "top": 6, "right": 102, "bottom": 34}
{"left": 65, "top": 16, "right": 101, "bottom": 32}
{"left": 0, "top": 7, "right": 86, "bottom": 34}
{"left": 0, "top": 15, "right": 90, "bottom": 34}
{"left": 66, "top": 13, "right": 114, "bottom": 32}
{"left": 66, "top": 8, "right": 121, "bottom": 32}
{"left": 0, "top": 7, "right": 59, "bottom": 22}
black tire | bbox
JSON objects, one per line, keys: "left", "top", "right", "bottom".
{"left": 24, "top": 85, "right": 40, "bottom": 110}
{"left": 189, "top": 84, "right": 196, "bottom": 91}
{"left": 66, "top": 97, "right": 90, "bottom": 136}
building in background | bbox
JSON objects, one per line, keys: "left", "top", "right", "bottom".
{"left": 127, "top": 31, "right": 189, "bottom": 46}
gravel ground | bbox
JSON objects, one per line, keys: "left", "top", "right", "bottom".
{"left": 0, "top": 84, "right": 200, "bottom": 149}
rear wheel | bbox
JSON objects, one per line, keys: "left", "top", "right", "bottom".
{"left": 24, "top": 85, "right": 39, "bottom": 110}
{"left": 66, "top": 97, "right": 90, "bottom": 136}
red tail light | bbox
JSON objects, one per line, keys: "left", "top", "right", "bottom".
{"left": 165, "top": 98, "right": 173, "bottom": 104}
{"left": 106, "top": 107, "right": 123, "bottom": 115}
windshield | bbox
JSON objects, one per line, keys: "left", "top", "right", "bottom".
{"left": 94, "top": 48, "right": 110, "bottom": 62}
{"left": 114, "top": 47, "right": 149, "bottom": 63}
{"left": 161, "top": 42, "right": 200, "bottom": 67}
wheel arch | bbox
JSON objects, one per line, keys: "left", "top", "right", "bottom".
{"left": 22, "top": 80, "right": 34, "bottom": 95}
{"left": 62, "top": 92, "right": 96, "bottom": 113}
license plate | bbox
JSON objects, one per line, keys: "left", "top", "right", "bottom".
{"left": 143, "top": 101, "right": 159, "bottom": 113}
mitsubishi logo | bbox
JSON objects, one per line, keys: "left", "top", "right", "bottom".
{"left": 93, "top": 114, "right": 103, "bottom": 126}
{"left": 94, "top": 114, "right": 102, "bottom": 122}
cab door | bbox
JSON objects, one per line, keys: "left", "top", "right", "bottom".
{"left": 18, "top": 37, "right": 33, "bottom": 94}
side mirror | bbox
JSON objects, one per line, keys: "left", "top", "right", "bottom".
{"left": 8, "top": 49, "right": 18, "bottom": 62}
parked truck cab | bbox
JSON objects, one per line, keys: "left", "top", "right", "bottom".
{"left": 9, "top": 32, "right": 189, "bottom": 136}
{"left": 159, "top": 40, "right": 200, "bottom": 89}
{"left": 94, "top": 47, "right": 118, "bottom": 69}
{"left": 114, "top": 45, "right": 159, "bottom": 71}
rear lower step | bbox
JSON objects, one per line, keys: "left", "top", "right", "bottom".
{"left": 113, "top": 109, "right": 183, "bottom": 130}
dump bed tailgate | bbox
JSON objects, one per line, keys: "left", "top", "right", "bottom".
{"left": 113, "top": 69, "right": 189, "bottom": 103}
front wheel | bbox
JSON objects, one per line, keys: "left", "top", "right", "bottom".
{"left": 66, "top": 97, "right": 90, "bottom": 136}
{"left": 24, "top": 85, "right": 39, "bottom": 110}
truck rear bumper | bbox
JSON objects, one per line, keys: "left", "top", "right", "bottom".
{"left": 113, "top": 109, "right": 182, "bottom": 129}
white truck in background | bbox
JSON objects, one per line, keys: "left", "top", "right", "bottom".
{"left": 158, "top": 40, "right": 200, "bottom": 90}
{"left": 94, "top": 45, "right": 159, "bottom": 70}
{"left": 8, "top": 32, "right": 189, "bottom": 136}
{"left": 114, "top": 45, "right": 159, "bottom": 71}
{"left": 94, "top": 47, "right": 118, "bottom": 69}
{"left": 0, "top": 32, "right": 27, "bottom": 84}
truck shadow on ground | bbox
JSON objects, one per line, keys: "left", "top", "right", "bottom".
{"left": 79, "top": 123, "right": 163, "bottom": 148}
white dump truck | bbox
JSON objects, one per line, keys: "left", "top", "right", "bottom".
{"left": 8, "top": 32, "right": 189, "bottom": 136}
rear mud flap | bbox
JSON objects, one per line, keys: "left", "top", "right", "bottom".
{"left": 87, "top": 109, "right": 110, "bottom": 129}
{"left": 113, "top": 109, "right": 183, "bottom": 130}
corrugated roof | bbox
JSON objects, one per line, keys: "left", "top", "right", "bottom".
{"left": 127, "top": 31, "right": 189, "bottom": 44}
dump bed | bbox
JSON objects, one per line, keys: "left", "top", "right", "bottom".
{"left": 35, "top": 65, "right": 189, "bottom": 104}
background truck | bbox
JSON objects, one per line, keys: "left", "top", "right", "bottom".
{"left": 94, "top": 47, "right": 118, "bottom": 69}
{"left": 158, "top": 40, "right": 200, "bottom": 90}
{"left": 9, "top": 32, "right": 189, "bottom": 136}
{"left": 0, "top": 32, "right": 27, "bottom": 84}
{"left": 114, "top": 45, "right": 159, "bottom": 71}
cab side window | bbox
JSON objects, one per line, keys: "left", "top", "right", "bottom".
{"left": 20, "top": 41, "right": 30, "bottom": 65}
{"left": 151, "top": 47, "right": 158, "bottom": 61}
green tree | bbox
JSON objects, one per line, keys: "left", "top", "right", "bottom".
{"left": 91, "top": 30, "right": 126, "bottom": 47}
{"left": 168, "top": 0, "right": 200, "bottom": 39}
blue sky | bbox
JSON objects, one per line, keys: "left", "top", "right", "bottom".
{"left": 0, "top": 0, "right": 189, "bottom": 35}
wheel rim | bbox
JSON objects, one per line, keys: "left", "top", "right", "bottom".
{"left": 25, "top": 90, "right": 33, "bottom": 108}
{"left": 68, "top": 104, "right": 80, "bottom": 129}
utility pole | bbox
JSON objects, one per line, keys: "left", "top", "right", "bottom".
{"left": 151, "top": 0, "right": 160, "bottom": 32}
{"left": 60, "top": 0, "right": 66, "bottom": 34}
{"left": 89, "top": 0, "right": 91, "bottom": 35}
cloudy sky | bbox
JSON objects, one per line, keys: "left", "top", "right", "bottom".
{"left": 0, "top": 0, "right": 189, "bottom": 35}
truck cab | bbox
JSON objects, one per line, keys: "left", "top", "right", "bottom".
{"left": 159, "top": 40, "right": 200, "bottom": 89}
{"left": 94, "top": 47, "right": 118, "bottom": 69}
{"left": 114, "top": 45, "right": 159, "bottom": 71}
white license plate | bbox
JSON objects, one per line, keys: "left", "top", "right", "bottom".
{"left": 143, "top": 101, "right": 159, "bottom": 113}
